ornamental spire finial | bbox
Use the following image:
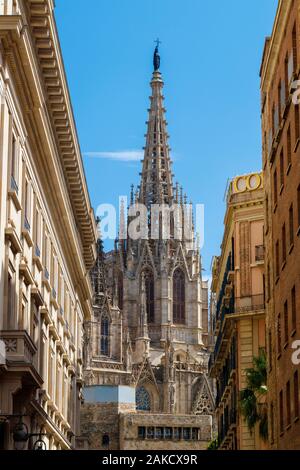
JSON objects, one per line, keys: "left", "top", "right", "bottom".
{"left": 153, "top": 38, "right": 161, "bottom": 71}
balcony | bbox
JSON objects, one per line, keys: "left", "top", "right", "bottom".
{"left": 0, "top": 330, "right": 42, "bottom": 386}
{"left": 0, "top": 0, "right": 20, "bottom": 15}
{"left": 255, "top": 245, "right": 264, "bottom": 263}
{"left": 235, "top": 294, "right": 265, "bottom": 315}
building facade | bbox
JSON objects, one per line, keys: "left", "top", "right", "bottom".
{"left": 80, "top": 47, "right": 214, "bottom": 451}
{"left": 209, "top": 173, "right": 266, "bottom": 450}
{"left": 260, "top": 0, "right": 300, "bottom": 449}
{"left": 0, "top": 1, "right": 97, "bottom": 449}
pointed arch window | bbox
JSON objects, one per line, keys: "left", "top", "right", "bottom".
{"left": 100, "top": 313, "right": 110, "bottom": 356}
{"left": 173, "top": 268, "right": 185, "bottom": 324}
{"left": 136, "top": 386, "right": 151, "bottom": 411}
{"left": 143, "top": 269, "right": 155, "bottom": 323}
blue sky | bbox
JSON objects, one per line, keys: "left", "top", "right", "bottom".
{"left": 55, "top": 0, "right": 278, "bottom": 278}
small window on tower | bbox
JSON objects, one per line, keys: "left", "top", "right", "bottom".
{"left": 100, "top": 314, "right": 110, "bottom": 356}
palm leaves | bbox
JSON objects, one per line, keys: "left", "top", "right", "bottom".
{"left": 239, "top": 349, "right": 268, "bottom": 441}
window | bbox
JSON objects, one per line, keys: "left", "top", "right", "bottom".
{"left": 282, "top": 224, "right": 286, "bottom": 264}
{"left": 273, "top": 169, "right": 278, "bottom": 207}
{"left": 280, "top": 149, "right": 284, "bottom": 188}
{"left": 270, "top": 402, "right": 274, "bottom": 443}
{"left": 138, "top": 427, "right": 146, "bottom": 439}
{"left": 266, "top": 195, "right": 269, "bottom": 233}
{"left": 287, "top": 126, "right": 292, "bottom": 168}
{"left": 292, "top": 24, "right": 298, "bottom": 73}
{"left": 136, "top": 386, "right": 151, "bottom": 412}
{"left": 155, "top": 427, "right": 163, "bottom": 439}
{"left": 268, "top": 329, "right": 272, "bottom": 371}
{"left": 278, "top": 80, "right": 282, "bottom": 118}
{"left": 286, "top": 381, "right": 291, "bottom": 427}
{"left": 295, "top": 104, "right": 300, "bottom": 142}
{"left": 143, "top": 269, "right": 154, "bottom": 323}
{"left": 173, "top": 268, "right": 185, "bottom": 324}
{"left": 288, "top": 50, "right": 294, "bottom": 84}
{"left": 34, "top": 206, "right": 41, "bottom": 254}
{"left": 11, "top": 134, "right": 18, "bottom": 190}
{"left": 24, "top": 178, "right": 31, "bottom": 230}
{"left": 291, "top": 286, "right": 296, "bottom": 333}
{"left": 289, "top": 204, "right": 294, "bottom": 247}
{"left": 146, "top": 427, "right": 154, "bottom": 439}
{"left": 275, "top": 240, "right": 280, "bottom": 278}
{"left": 280, "top": 78, "right": 286, "bottom": 113}
{"left": 298, "top": 185, "right": 300, "bottom": 228}
{"left": 102, "top": 434, "right": 109, "bottom": 447}
{"left": 7, "top": 272, "right": 14, "bottom": 328}
{"left": 284, "top": 300, "right": 288, "bottom": 345}
{"left": 294, "top": 371, "right": 299, "bottom": 420}
{"left": 279, "top": 390, "right": 284, "bottom": 434}
{"left": 277, "top": 313, "right": 282, "bottom": 356}
{"left": 267, "top": 262, "right": 271, "bottom": 301}
{"left": 273, "top": 104, "right": 279, "bottom": 134}
{"left": 100, "top": 314, "right": 110, "bottom": 356}
{"left": 284, "top": 53, "right": 289, "bottom": 99}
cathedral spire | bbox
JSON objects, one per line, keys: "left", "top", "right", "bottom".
{"left": 90, "top": 221, "right": 108, "bottom": 306}
{"left": 139, "top": 44, "right": 174, "bottom": 208}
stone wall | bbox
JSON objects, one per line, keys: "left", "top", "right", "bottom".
{"left": 80, "top": 402, "right": 136, "bottom": 450}
{"left": 119, "top": 413, "right": 212, "bottom": 450}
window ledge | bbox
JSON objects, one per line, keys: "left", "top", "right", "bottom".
{"left": 22, "top": 227, "right": 33, "bottom": 248}
{"left": 8, "top": 188, "right": 22, "bottom": 211}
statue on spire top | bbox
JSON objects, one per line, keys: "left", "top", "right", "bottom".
{"left": 153, "top": 38, "right": 161, "bottom": 71}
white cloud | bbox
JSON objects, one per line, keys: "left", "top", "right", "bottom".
{"left": 83, "top": 150, "right": 143, "bottom": 162}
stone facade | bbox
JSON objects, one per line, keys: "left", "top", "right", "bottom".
{"left": 0, "top": 0, "right": 97, "bottom": 450}
{"left": 209, "top": 173, "right": 266, "bottom": 450}
{"left": 120, "top": 413, "right": 212, "bottom": 450}
{"left": 260, "top": 0, "right": 300, "bottom": 450}
{"left": 81, "top": 47, "right": 214, "bottom": 450}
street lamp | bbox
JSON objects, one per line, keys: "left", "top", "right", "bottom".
{"left": 13, "top": 418, "right": 29, "bottom": 451}
{"left": 12, "top": 417, "right": 47, "bottom": 450}
{"left": 33, "top": 438, "right": 47, "bottom": 450}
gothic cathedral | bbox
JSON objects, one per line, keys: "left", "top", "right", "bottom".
{"left": 80, "top": 46, "right": 214, "bottom": 451}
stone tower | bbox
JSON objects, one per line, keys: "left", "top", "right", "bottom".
{"left": 80, "top": 45, "right": 214, "bottom": 451}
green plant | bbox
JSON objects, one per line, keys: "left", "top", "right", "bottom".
{"left": 207, "top": 438, "right": 218, "bottom": 450}
{"left": 239, "top": 349, "right": 268, "bottom": 441}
